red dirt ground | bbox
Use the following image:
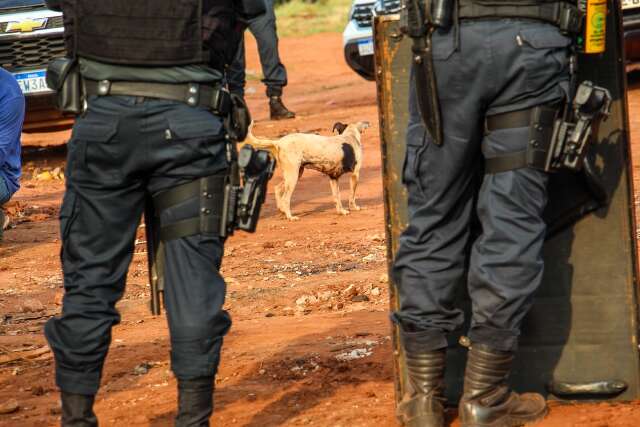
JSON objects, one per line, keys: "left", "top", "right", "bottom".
{"left": 2, "top": 32, "right": 640, "bottom": 427}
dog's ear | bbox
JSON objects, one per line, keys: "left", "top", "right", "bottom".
{"left": 357, "top": 121, "right": 370, "bottom": 132}
{"left": 333, "top": 122, "right": 348, "bottom": 134}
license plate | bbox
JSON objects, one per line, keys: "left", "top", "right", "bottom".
{"left": 13, "top": 70, "right": 51, "bottom": 95}
{"left": 622, "top": 0, "right": 640, "bottom": 10}
{"left": 357, "top": 38, "right": 374, "bottom": 56}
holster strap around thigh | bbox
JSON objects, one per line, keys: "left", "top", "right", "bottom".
{"left": 153, "top": 175, "right": 226, "bottom": 241}
{"left": 484, "top": 103, "right": 560, "bottom": 174}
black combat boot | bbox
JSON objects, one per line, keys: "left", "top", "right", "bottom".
{"left": 269, "top": 96, "right": 295, "bottom": 120}
{"left": 397, "top": 348, "right": 446, "bottom": 427}
{"left": 459, "top": 343, "right": 547, "bottom": 427}
{"left": 61, "top": 392, "right": 98, "bottom": 427}
{"left": 175, "top": 377, "right": 215, "bottom": 427}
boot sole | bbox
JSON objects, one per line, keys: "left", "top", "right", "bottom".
{"left": 461, "top": 405, "right": 548, "bottom": 427}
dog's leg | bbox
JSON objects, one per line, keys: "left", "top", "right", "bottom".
{"left": 275, "top": 182, "right": 285, "bottom": 213}
{"left": 329, "top": 179, "right": 349, "bottom": 216}
{"left": 281, "top": 168, "right": 302, "bottom": 221}
{"left": 349, "top": 171, "right": 361, "bottom": 211}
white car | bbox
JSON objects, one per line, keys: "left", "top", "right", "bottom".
{"left": 343, "top": 0, "right": 400, "bottom": 80}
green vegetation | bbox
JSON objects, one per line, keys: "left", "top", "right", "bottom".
{"left": 274, "top": 0, "right": 352, "bottom": 37}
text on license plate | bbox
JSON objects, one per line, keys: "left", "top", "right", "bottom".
{"left": 358, "top": 39, "right": 374, "bottom": 56}
{"left": 13, "top": 70, "right": 51, "bottom": 95}
{"left": 623, "top": 0, "right": 640, "bottom": 10}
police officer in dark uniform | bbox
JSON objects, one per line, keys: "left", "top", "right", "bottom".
{"left": 42, "top": 1, "right": 263, "bottom": 425}
{"left": 392, "top": 0, "right": 582, "bottom": 426}
{"left": 227, "top": 0, "right": 296, "bottom": 120}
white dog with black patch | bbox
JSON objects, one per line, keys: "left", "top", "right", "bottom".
{"left": 243, "top": 121, "right": 369, "bottom": 220}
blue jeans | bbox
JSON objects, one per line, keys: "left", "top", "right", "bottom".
{"left": 0, "top": 176, "right": 10, "bottom": 206}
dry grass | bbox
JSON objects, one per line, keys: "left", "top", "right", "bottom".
{"left": 275, "top": 0, "right": 353, "bottom": 37}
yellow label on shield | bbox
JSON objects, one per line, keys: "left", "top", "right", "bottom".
{"left": 584, "top": 0, "right": 607, "bottom": 54}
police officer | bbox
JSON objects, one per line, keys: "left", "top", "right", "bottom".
{"left": 42, "top": 1, "right": 260, "bottom": 426}
{"left": 227, "top": 0, "right": 296, "bottom": 120}
{"left": 392, "top": 0, "right": 579, "bottom": 426}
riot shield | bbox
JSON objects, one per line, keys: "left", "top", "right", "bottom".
{"left": 374, "top": 0, "right": 640, "bottom": 411}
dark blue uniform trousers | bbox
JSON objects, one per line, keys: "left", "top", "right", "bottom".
{"left": 392, "top": 19, "right": 571, "bottom": 352}
{"left": 45, "top": 96, "right": 232, "bottom": 395}
{"left": 227, "top": 0, "right": 288, "bottom": 97}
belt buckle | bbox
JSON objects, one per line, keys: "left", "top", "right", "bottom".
{"left": 211, "top": 88, "right": 231, "bottom": 116}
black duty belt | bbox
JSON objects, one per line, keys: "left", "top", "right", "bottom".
{"left": 84, "top": 79, "right": 232, "bottom": 115}
{"left": 458, "top": 1, "right": 582, "bottom": 34}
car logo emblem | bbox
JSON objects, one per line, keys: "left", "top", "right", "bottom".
{"left": 6, "top": 18, "right": 48, "bottom": 33}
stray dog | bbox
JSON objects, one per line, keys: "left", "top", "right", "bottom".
{"left": 244, "top": 121, "right": 370, "bottom": 220}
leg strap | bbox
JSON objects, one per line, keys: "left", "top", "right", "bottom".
{"left": 153, "top": 175, "right": 226, "bottom": 241}
{"left": 484, "top": 150, "right": 528, "bottom": 174}
{"left": 484, "top": 103, "right": 561, "bottom": 174}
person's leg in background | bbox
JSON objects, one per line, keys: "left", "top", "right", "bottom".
{"left": 228, "top": 35, "right": 247, "bottom": 99}
{"left": 247, "top": 0, "right": 295, "bottom": 120}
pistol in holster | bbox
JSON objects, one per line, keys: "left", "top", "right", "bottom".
{"left": 484, "top": 80, "right": 611, "bottom": 176}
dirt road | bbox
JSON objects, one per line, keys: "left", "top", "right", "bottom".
{"left": 2, "top": 33, "right": 640, "bottom": 426}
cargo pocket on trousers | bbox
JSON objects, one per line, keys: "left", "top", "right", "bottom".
{"left": 402, "top": 132, "right": 430, "bottom": 200}
{"left": 70, "top": 119, "right": 120, "bottom": 182}
{"left": 59, "top": 189, "right": 79, "bottom": 262}
{"left": 518, "top": 26, "right": 571, "bottom": 93}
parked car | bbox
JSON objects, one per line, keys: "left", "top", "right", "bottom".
{"left": 344, "top": 0, "right": 640, "bottom": 79}
{"left": 0, "top": 0, "right": 71, "bottom": 132}
{"left": 343, "top": 0, "right": 400, "bottom": 81}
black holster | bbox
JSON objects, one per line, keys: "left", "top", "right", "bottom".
{"left": 46, "top": 57, "right": 83, "bottom": 115}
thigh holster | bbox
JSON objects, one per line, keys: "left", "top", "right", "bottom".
{"left": 153, "top": 175, "right": 227, "bottom": 241}
{"left": 484, "top": 103, "right": 561, "bottom": 174}
{"left": 484, "top": 81, "right": 611, "bottom": 175}
{"left": 145, "top": 174, "right": 226, "bottom": 315}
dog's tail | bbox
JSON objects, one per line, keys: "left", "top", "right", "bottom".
{"left": 242, "top": 121, "right": 279, "bottom": 157}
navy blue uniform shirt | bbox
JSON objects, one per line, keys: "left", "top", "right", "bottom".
{"left": 0, "top": 68, "right": 24, "bottom": 195}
